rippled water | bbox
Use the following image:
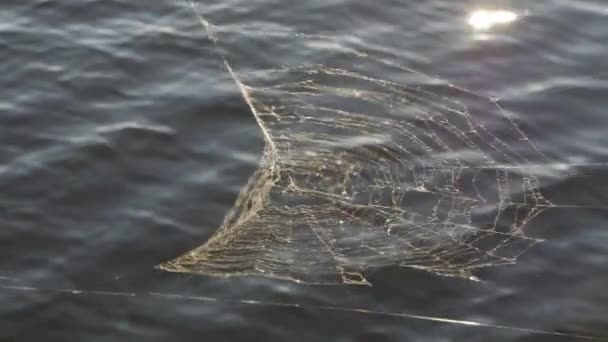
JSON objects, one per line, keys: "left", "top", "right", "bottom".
{"left": 2, "top": 1, "right": 608, "bottom": 341}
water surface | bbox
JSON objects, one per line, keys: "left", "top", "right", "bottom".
{"left": 1, "top": 1, "right": 608, "bottom": 341}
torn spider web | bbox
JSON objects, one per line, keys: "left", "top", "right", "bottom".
{"left": 158, "top": 9, "right": 557, "bottom": 285}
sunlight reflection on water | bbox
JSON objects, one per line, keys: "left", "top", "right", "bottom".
{"left": 468, "top": 9, "right": 518, "bottom": 31}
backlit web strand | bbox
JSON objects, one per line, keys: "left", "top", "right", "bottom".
{"left": 159, "top": 9, "right": 555, "bottom": 285}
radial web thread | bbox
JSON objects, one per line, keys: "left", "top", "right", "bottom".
{"left": 159, "top": 11, "right": 559, "bottom": 285}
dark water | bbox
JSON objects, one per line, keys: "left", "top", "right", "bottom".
{"left": 2, "top": 0, "right": 608, "bottom": 341}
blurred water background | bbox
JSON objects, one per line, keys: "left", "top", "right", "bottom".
{"left": 1, "top": 0, "right": 608, "bottom": 341}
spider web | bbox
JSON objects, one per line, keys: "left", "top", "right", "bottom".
{"left": 158, "top": 9, "right": 555, "bottom": 285}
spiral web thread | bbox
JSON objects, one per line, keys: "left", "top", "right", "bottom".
{"left": 158, "top": 8, "right": 561, "bottom": 286}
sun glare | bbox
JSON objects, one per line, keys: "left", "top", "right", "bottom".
{"left": 468, "top": 9, "right": 518, "bottom": 31}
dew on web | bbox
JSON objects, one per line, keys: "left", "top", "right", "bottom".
{"left": 156, "top": 3, "right": 564, "bottom": 286}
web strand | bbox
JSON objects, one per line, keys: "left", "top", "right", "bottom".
{"left": 157, "top": 1, "right": 584, "bottom": 285}
{"left": 1, "top": 283, "right": 605, "bottom": 341}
